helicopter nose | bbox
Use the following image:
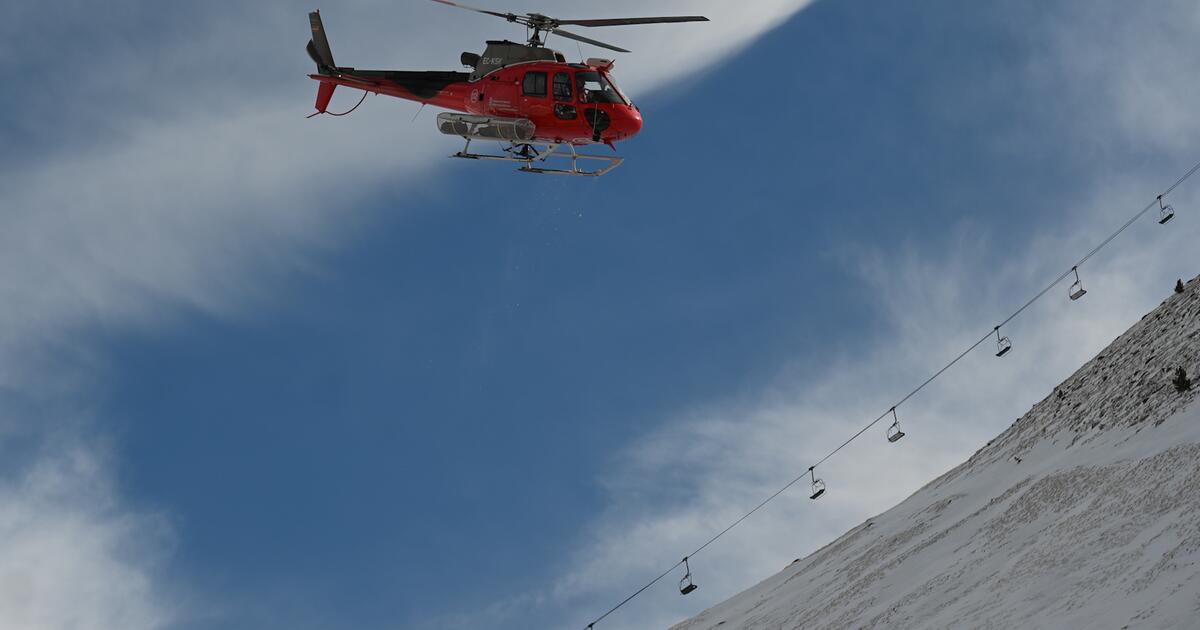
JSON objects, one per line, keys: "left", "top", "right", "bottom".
{"left": 617, "top": 105, "right": 643, "bottom": 140}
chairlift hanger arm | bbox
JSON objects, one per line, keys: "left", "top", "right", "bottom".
{"left": 678, "top": 556, "right": 699, "bottom": 594}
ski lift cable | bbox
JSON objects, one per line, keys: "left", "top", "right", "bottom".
{"left": 1164, "top": 160, "right": 1200, "bottom": 196}
{"left": 814, "top": 330, "right": 993, "bottom": 469}
{"left": 587, "top": 469, "right": 813, "bottom": 628}
{"left": 997, "top": 158, "right": 1199, "bottom": 332}
{"left": 581, "top": 158, "right": 1200, "bottom": 629}
{"left": 585, "top": 560, "right": 686, "bottom": 629}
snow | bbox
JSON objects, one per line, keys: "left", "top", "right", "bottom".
{"left": 673, "top": 276, "right": 1200, "bottom": 629}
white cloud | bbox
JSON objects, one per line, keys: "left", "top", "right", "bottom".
{"left": 523, "top": 3, "right": 1200, "bottom": 629}
{"left": 0, "top": 2, "right": 815, "bottom": 628}
{"left": 1025, "top": 0, "right": 1200, "bottom": 155}
{"left": 0, "top": 440, "right": 173, "bottom": 630}
{"left": 7, "top": 2, "right": 1196, "bottom": 628}
{"left": 549, "top": 203, "right": 1198, "bottom": 630}
{"left": 1, "top": 0, "right": 813, "bottom": 386}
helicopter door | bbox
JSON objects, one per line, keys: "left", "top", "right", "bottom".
{"left": 552, "top": 72, "right": 577, "bottom": 120}
{"left": 520, "top": 70, "right": 551, "bottom": 119}
{"left": 575, "top": 71, "right": 616, "bottom": 141}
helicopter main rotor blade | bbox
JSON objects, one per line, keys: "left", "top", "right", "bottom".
{"left": 556, "top": 16, "right": 709, "bottom": 27}
{"left": 429, "top": 0, "right": 513, "bottom": 21}
{"left": 550, "top": 28, "right": 631, "bottom": 53}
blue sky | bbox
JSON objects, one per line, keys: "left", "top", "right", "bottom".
{"left": 1, "top": 2, "right": 1198, "bottom": 630}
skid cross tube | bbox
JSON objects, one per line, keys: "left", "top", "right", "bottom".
{"left": 452, "top": 138, "right": 623, "bottom": 176}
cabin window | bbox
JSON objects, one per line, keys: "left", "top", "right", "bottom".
{"left": 553, "top": 72, "right": 573, "bottom": 101}
{"left": 522, "top": 71, "right": 547, "bottom": 97}
{"left": 554, "top": 104, "right": 577, "bottom": 120}
{"left": 575, "top": 71, "right": 625, "bottom": 104}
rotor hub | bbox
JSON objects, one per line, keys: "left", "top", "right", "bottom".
{"left": 430, "top": 0, "right": 709, "bottom": 55}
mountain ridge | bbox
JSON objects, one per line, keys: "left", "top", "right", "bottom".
{"left": 672, "top": 275, "right": 1200, "bottom": 629}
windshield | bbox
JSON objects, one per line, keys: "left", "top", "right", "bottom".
{"left": 575, "top": 71, "right": 627, "bottom": 104}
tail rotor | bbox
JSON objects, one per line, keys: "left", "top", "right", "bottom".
{"left": 306, "top": 10, "right": 339, "bottom": 115}
{"left": 307, "top": 11, "right": 336, "bottom": 73}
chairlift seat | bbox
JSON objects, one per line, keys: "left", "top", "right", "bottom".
{"left": 996, "top": 337, "right": 1012, "bottom": 357}
{"left": 887, "top": 429, "right": 906, "bottom": 443}
{"left": 1069, "top": 284, "right": 1087, "bottom": 301}
{"left": 1159, "top": 207, "right": 1175, "bottom": 224}
{"left": 679, "top": 558, "right": 698, "bottom": 595}
{"left": 809, "top": 479, "right": 826, "bottom": 500}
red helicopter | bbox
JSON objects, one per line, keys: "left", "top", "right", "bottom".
{"left": 306, "top": 1, "right": 708, "bottom": 176}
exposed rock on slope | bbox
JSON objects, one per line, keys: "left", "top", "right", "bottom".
{"left": 673, "top": 276, "right": 1200, "bottom": 629}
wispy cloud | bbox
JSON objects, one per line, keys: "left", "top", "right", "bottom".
{"left": 503, "top": 3, "right": 1200, "bottom": 629}
{"left": 1, "top": 0, "right": 813, "bottom": 383}
{"left": 0, "top": 439, "right": 173, "bottom": 630}
{"left": 546, "top": 208, "right": 1197, "bottom": 630}
{"left": 0, "top": 1, "right": 814, "bottom": 627}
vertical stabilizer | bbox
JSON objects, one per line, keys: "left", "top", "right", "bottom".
{"left": 307, "top": 10, "right": 336, "bottom": 74}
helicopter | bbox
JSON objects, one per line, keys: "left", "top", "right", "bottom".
{"left": 305, "top": 1, "right": 708, "bottom": 176}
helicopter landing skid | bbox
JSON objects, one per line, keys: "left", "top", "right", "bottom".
{"left": 452, "top": 139, "right": 623, "bottom": 177}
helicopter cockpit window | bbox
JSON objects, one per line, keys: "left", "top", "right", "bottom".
{"left": 575, "top": 71, "right": 626, "bottom": 104}
{"left": 522, "top": 71, "right": 547, "bottom": 97}
{"left": 552, "top": 72, "right": 573, "bottom": 101}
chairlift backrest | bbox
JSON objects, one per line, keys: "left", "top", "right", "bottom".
{"left": 809, "top": 478, "right": 826, "bottom": 500}
{"left": 1157, "top": 195, "right": 1175, "bottom": 225}
{"left": 679, "top": 557, "right": 698, "bottom": 595}
{"left": 993, "top": 326, "right": 1012, "bottom": 357}
{"left": 1068, "top": 266, "right": 1087, "bottom": 301}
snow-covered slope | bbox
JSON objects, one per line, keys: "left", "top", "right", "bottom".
{"left": 673, "top": 276, "right": 1200, "bottom": 630}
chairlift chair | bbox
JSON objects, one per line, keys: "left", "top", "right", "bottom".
{"left": 808, "top": 467, "right": 826, "bottom": 500}
{"left": 1158, "top": 195, "right": 1175, "bottom": 225}
{"left": 679, "top": 557, "right": 698, "bottom": 595}
{"left": 1068, "top": 266, "right": 1087, "bottom": 301}
{"left": 886, "top": 407, "right": 905, "bottom": 443}
{"left": 993, "top": 326, "right": 1012, "bottom": 357}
